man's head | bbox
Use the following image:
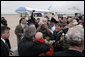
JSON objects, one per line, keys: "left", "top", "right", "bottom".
{"left": 55, "top": 23, "right": 62, "bottom": 31}
{"left": 45, "top": 16, "right": 49, "bottom": 20}
{"left": 1, "top": 17, "right": 7, "bottom": 26}
{"left": 50, "top": 17, "right": 57, "bottom": 26}
{"left": 75, "top": 13, "right": 81, "bottom": 17}
{"left": 24, "top": 25, "right": 36, "bottom": 39}
{"left": 58, "top": 17, "right": 63, "bottom": 22}
{"left": 1, "top": 26, "right": 10, "bottom": 39}
{"left": 37, "top": 18, "right": 40, "bottom": 23}
{"left": 63, "top": 17, "right": 67, "bottom": 23}
{"left": 35, "top": 32, "right": 43, "bottom": 40}
{"left": 67, "top": 17, "right": 73, "bottom": 22}
{"left": 43, "top": 18, "right": 48, "bottom": 25}
{"left": 65, "top": 25, "right": 84, "bottom": 51}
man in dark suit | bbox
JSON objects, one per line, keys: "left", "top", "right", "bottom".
{"left": 1, "top": 17, "right": 11, "bottom": 49}
{"left": 1, "top": 26, "right": 14, "bottom": 56}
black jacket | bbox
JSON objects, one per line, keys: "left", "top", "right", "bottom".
{"left": 51, "top": 30, "right": 63, "bottom": 41}
{"left": 5, "top": 39, "right": 11, "bottom": 49}
{"left": 18, "top": 38, "right": 50, "bottom": 56}
{"left": 53, "top": 50, "right": 84, "bottom": 56}
{"left": 1, "top": 40, "right": 9, "bottom": 56}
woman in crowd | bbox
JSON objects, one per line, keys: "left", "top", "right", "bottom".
{"left": 15, "top": 18, "right": 28, "bottom": 45}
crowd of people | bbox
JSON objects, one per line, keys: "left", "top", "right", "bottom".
{"left": 1, "top": 11, "right": 84, "bottom": 56}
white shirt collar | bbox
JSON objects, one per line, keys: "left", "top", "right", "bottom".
{"left": 51, "top": 25, "right": 56, "bottom": 31}
{"left": 1, "top": 38, "right": 6, "bottom": 43}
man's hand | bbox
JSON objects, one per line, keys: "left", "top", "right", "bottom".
{"left": 9, "top": 51, "right": 15, "bottom": 56}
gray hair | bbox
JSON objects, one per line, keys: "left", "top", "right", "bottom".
{"left": 24, "top": 26, "right": 36, "bottom": 39}
{"left": 65, "top": 25, "right": 84, "bottom": 46}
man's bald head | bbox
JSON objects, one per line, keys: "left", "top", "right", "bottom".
{"left": 35, "top": 32, "right": 43, "bottom": 40}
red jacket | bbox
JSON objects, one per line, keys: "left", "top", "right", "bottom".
{"left": 34, "top": 38, "right": 45, "bottom": 44}
{"left": 34, "top": 38, "right": 54, "bottom": 56}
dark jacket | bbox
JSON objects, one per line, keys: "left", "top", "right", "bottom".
{"left": 5, "top": 39, "right": 11, "bottom": 49}
{"left": 1, "top": 40, "right": 9, "bottom": 56}
{"left": 27, "top": 10, "right": 39, "bottom": 28}
{"left": 27, "top": 19, "right": 39, "bottom": 29}
{"left": 51, "top": 30, "right": 63, "bottom": 41}
{"left": 53, "top": 50, "right": 84, "bottom": 56}
{"left": 18, "top": 38, "right": 50, "bottom": 56}
{"left": 53, "top": 40, "right": 69, "bottom": 52}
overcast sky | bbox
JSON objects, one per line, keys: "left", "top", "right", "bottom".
{"left": 1, "top": 1, "right": 84, "bottom": 14}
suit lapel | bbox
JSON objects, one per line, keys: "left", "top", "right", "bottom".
{"left": 1, "top": 40, "right": 9, "bottom": 50}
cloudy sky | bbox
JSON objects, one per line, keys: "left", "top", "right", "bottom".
{"left": 1, "top": 1, "right": 84, "bottom": 14}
